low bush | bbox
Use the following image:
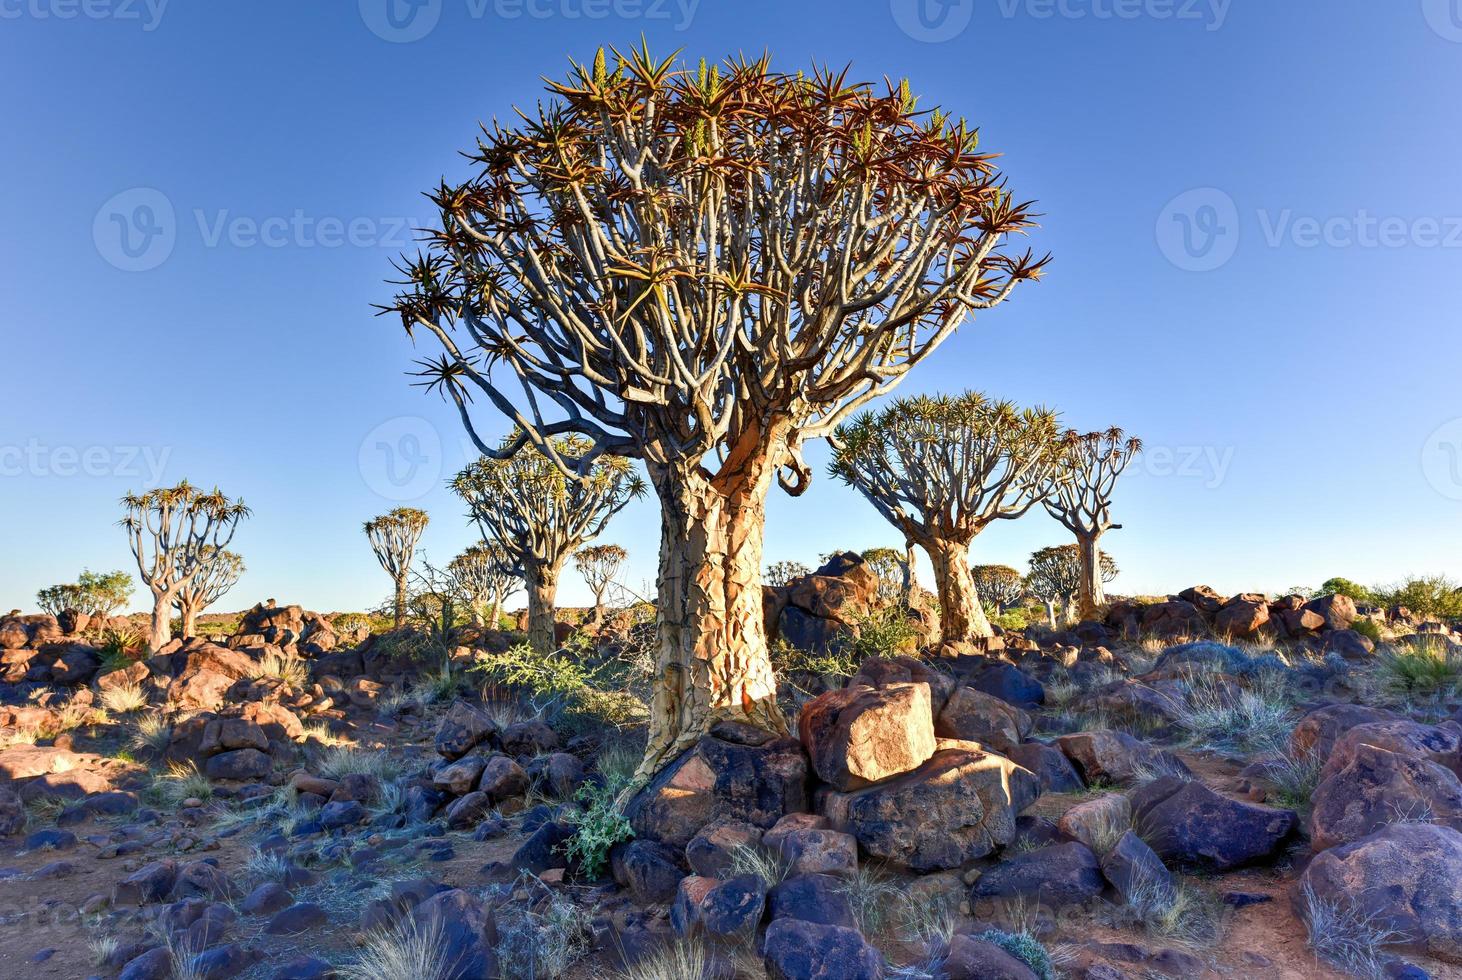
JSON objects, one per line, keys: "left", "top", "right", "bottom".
{"left": 1377, "top": 636, "right": 1461, "bottom": 696}
{"left": 563, "top": 782, "right": 633, "bottom": 879}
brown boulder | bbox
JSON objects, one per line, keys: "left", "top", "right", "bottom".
{"left": 1320, "top": 719, "right": 1462, "bottom": 782}
{"left": 798, "top": 681, "right": 935, "bottom": 791}
{"left": 1214, "top": 596, "right": 1269, "bottom": 638}
{"left": 1310, "top": 743, "right": 1462, "bottom": 852}
{"left": 1057, "top": 730, "right": 1190, "bottom": 785}
{"left": 1303, "top": 593, "right": 1358, "bottom": 631}
{"left": 1297, "top": 823, "right": 1462, "bottom": 963}
{"left": 1289, "top": 703, "right": 1396, "bottom": 762}
{"left": 816, "top": 739, "right": 1038, "bottom": 871}
{"left": 934, "top": 685, "right": 1031, "bottom": 752}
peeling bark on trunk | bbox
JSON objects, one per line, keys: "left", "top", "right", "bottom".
{"left": 526, "top": 559, "right": 561, "bottom": 657}
{"left": 635, "top": 454, "right": 789, "bottom": 781}
{"left": 1076, "top": 532, "right": 1105, "bottom": 622}
{"left": 1043, "top": 599, "right": 1058, "bottom": 629}
{"left": 147, "top": 590, "right": 174, "bottom": 653}
{"left": 924, "top": 536, "right": 993, "bottom": 643}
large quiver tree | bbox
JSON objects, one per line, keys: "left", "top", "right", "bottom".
{"left": 451, "top": 435, "right": 643, "bottom": 656}
{"left": 1045, "top": 428, "right": 1140, "bottom": 621}
{"left": 365, "top": 508, "right": 429, "bottom": 629}
{"left": 119, "top": 482, "right": 250, "bottom": 653}
{"left": 830, "top": 392, "right": 1063, "bottom": 645}
{"left": 381, "top": 46, "right": 1047, "bottom": 776}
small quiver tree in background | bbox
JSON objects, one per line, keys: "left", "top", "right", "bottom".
{"left": 364, "top": 508, "right": 429, "bottom": 629}
{"left": 448, "top": 543, "right": 519, "bottom": 628}
{"left": 1027, "top": 544, "right": 1117, "bottom": 628}
{"left": 575, "top": 544, "right": 629, "bottom": 628}
{"left": 972, "top": 564, "right": 1025, "bottom": 615}
{"left": 451, "top": 435, "right": 643, "bottom": 658}
{"left": 1045, "top": 427, "right": 1140, "bottom": 621}
{"left": 174, "top": 547, "right": 245, "bottom": 639}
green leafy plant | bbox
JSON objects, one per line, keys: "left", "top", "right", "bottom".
{"left": 564, "top": 782, "right": 633, "bottom": 879}
{"left": 471, "top": 641, "right": 645, "bottom": 728}
{"left": 1377, "top": 636, "right": 1461, "bottom": 696}
{"left": 1350, "top": 617, "right": 1383, "bottom": 644}
{"left": 1318, "top": 577, "right": 1374, "bottom": 604}
{"left": 849, "top": 607, "right": 920, "bottom": 660}
{"left": 1374, "top": 574, "right": 1462, "bottom": 621}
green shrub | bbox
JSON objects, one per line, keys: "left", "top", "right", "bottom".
{"left": 991, "top": 608, "right": 1032, "bottom": 632}
{"left": 849, "top": 607, "right": 920, "bottom": 660}
{"left": 1350, "top": 617, "right": 1383, "bottom": 644}
{"left": 564, "top": 782, "right": 633, "bottom": 879}
{"left": 975, "top": 929, "right": 1057, "bottom": 980}
{"left": 1317, "top": 577, "right": 1374, "bottom": 604}
{"left": 1378, "top": 637, "right": 1461, "bottom": 696}
{"left": 1373, "top": 574, "right": 1462, "bottom": 621}
{"left": 470, "top": 641, "right": 646, "bottom": 729}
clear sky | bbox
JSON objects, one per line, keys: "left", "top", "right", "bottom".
{"left": 5, "top": 0, "right": 1462, "bottom": 614}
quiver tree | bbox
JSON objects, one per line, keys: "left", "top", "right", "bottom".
{"left": 575, "top": 543, "right": 629, "bottom": 627}
{"left": 972, "top": 564, "right": 1024, "bottom": 613}
{"left": 380, "top": 47, "right": 1047, "bottom": 776}
{"left": 448, "top": 543, "right": 519, "bottom": 627}
{"left": 174, "top": 547, "right": 244, "bottom": 639}
{"left": 1026, "top": 544, "right": 1117, "bottom": 628}
{"left": 764, "top": 561, "right": 811, "bottom": 589}
{"left": 364, "top": 508, "right": 429, "bottom": 628}
{"left": 119, "top": 482, "right": 250, "bottom": 653}
{"left": 830, "top": 392, "right": 1064, "bottom": 645}
{"left": 1045, "top": 428, "right": 1141, "bottom": 620}
{"left": 862, "top": 546, "right": 915, "bottom": 604}
{"left": 452, "top": 435, "right": 643, "bottom": 656}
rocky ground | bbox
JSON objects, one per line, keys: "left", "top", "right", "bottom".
{"left": 0, "top": 559, "right": 1460, "bottom": 979}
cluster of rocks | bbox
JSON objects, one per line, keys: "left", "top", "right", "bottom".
{"left": 602, "top": 652, "right": 1306, "bottom": 977}
{"left": 1104, "top": 586, "right": 1380, "bottom": 653}
{"left": 763, "top": 552, "right": 932, "bottom": 657}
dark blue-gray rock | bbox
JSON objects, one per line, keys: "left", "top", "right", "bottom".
{"left": 686, "top": 817, "right": 763, "bottom": 878}
{"left": 1056, "top": 730, "right": 1190, "bottom": 785}
{"left": 626, "top": 722, "right": 809, "bottom": 849}
{"left": 1132, "top": 776, "right": 1296, "bottom": 871}
{"left": 266, "top": 901, "right": 327, "bottom": 934}
{"left": 204, "top": 747, "right": 271, "bottom": 781}
{"left": 966, "top": 662, "right": 1044, "bottom": 709}
{"left": 510, "top": 820, "right": 574, "bottom": 874}
{"left": 1100, "top": 830, "right": 1174, "bottom": 906}
{"left": 242, "top": 881, "right": 292, "bottom": 916}
{"left": 404, "top": 783, "right": 447, "bottom": 823}
{"left": 701, "top": 873, "right": 767, "bottom": 937}
{"left": 170, "top": 859, "right": 235, "bottom": 901}
{"left": 1004, "top": 742, "right": 1085, "bottom": 793}
{"left": 443, "top": 790, "right": 493, "bottom": 830}
{"left": 973, "top": 841, "right": 1104, "bottom": 906}
{"left": 318, "top": 800, "right": 367, "bottom": 830}
{"left": 767, "top": 873, "right": 858, "bottom": 930}
{"left": 411, "top": 888, "right": 498, "bottom": 980}
{"left": 113, "top": 859, "right": 178, "bottom": 905}
{"left": 119, "top": 947, "right": 171, "bottom": 980}
{"left": 611, "top": 839, "right": 687, "bottom": 905}
{"left": 500, "top": 720, "right": 559, "bottom": 757}
{"left": 943, "top": 934, "right": 1039, "bottom": 980}
{"left": 434, "top": 700, "right": 498, "bottom": 760}
{"left": 23, "top": 828, "right": 76, "bottom": 851}
{"left": 182, "top": 942, "right": 260, "bottom": 978}
{"left": 82, "top": 790, "right": 139, "bottom": 815}
{"left": 762, "top": 918, "right": 882, "bottom": 980}
{"left": 271, "top": 956, "right": 335, "bottom": 979}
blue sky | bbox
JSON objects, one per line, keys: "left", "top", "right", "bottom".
{"left": 4, "top": 0, "right": 1462, "bottom": 614}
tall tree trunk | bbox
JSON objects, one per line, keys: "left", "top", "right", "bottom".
{"left": 177, "top": 598, "right": 198, "bottom": 640}
{"left": 468, "top": 600, "right": 485, "bottom": 628}
{"left": 393, "top": 572, "right": 408, "bottom": 629}
{"left": 900, "top": 540, "right": 916, "bottom": 603}
{"left": 924, "top": 536, "right": 993, "bottom": 643}
{"left": 636, "top": 456, "right": 788, "bottom": 781}
{"left": 1044, "top": 599, "right": 1057, "bottom": 628}
{"left": 1076, "top": 531, "right": 1105, "bottom": 622}
{"left": 147, "top": 589, "right": 173, "bottom": 653}
{"left": 525, "top": 559, "right": 561, "bottom": 657}
{"left": 488, "top": 593, "right": 502, "bottom": 630}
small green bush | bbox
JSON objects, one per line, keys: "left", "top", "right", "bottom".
{"left": 564, "top": 782, "right": 633, "bottom": 879}
{"left": 991, "top": 608, "right": 1032, "bottom": 632}
{"left": 1373, "top": 574, "right": 1462, "bottom": 621}
{"left": 1350, "top": 617, "right": 1383, "bottom": 644}
{"left": 975, "top": 929, "right": 1057, "bottom": 980}
{"left": 1317, "top": 577, "right": 1374, "bottom": 604}
{"left": 849, "top": 607, "right": 920, "bottom": 660}
{"left": 1378, "top": 637, "right": 1461, "bottom": 696}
